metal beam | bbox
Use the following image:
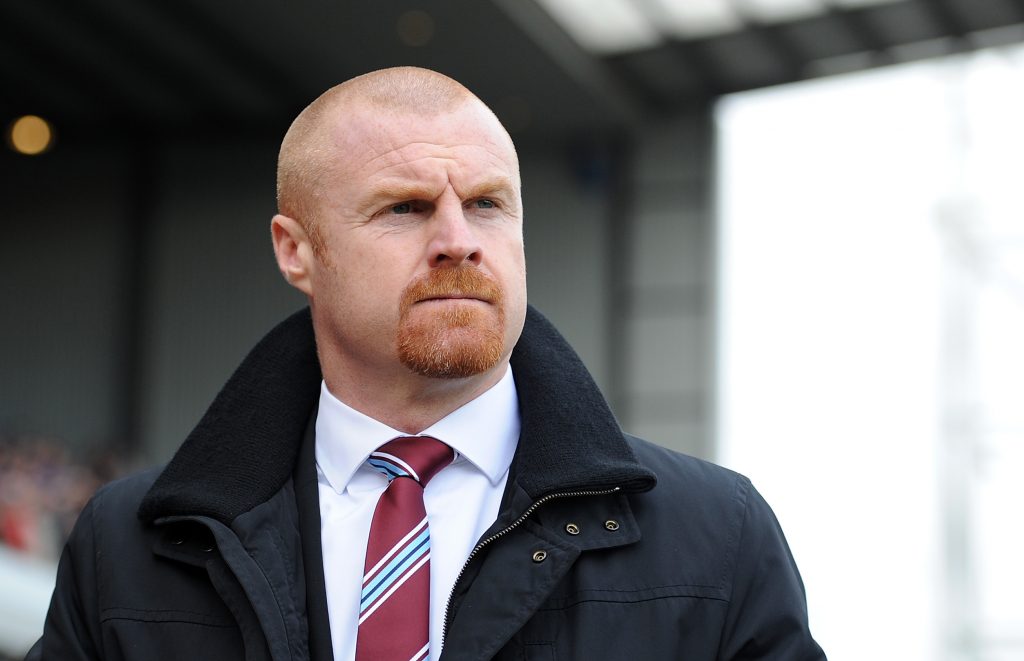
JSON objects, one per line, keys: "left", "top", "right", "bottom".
{"left": 43, "top": 0, "right": 240, "bottom": 120}
{"left": 662, "top": 39, "right": 730, "bottom": 99}
{"left": 742, "top": 21, "right": 808, "bottom": 83}
{"left": 603, "top": 133, "right": 635, "bottom": 422}
{"left": 918, "top": 0, "right": 972, "bottom": 50}
{"left": 823, "top": 3, "right": 896, "bottom": 67}
{"left": 0, "top": 3, "right": 139, "bottom": 119}
{"left": 726, "top": 0, "right": 809, "bottom": 83}
{"left": 113, "top": 143, "right": 158, "bottom": 451}
{"left": 148, "top": 0, "right": 308, "bottom": 114}
{"left": 489, "top": 0, "right": 647, "bottom": 130}
{"left": 629, "top": 0, "right": 730, "bottom": 102}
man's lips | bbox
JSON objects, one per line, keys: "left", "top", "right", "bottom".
{"left": 417, "top": 293, "right": 490, "bottom": 303}
{"left": 400, "top": 267, "right": 502, "bottom": 314}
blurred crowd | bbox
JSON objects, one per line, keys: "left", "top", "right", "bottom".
{"left": 0, "top": 434, "right": 136, "bottom": 561}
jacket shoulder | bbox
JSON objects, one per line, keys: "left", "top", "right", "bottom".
{"left": 624, "top": 433, "right": 750, "bottom": 502}
{"left": 89, "top": 466, "right": 165, "bottom": 525}
{"left": 60, "top": 467, "right": 167, "bottom": 593}
{"left": 620, "top": 435, "right": 758, "bottom": 597}
{"left": 622, "top": 435, "right": 825, "bottom": 659}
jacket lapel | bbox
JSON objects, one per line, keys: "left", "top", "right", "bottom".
{"left": 293, "top": 412, "right": 335, "bottom": 661}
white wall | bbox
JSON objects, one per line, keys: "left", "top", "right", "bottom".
{"left": 716, "top": 46, "right": 1024, "bottom": 661}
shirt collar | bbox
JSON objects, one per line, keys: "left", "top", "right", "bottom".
{"left": 315, "top": 367, "right": 520, "bottom": 494}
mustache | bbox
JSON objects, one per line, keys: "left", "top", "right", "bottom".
{"left": 400, "top": 266, "right": 503, "bottom": 313}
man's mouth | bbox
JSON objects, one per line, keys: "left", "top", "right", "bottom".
{"left": 418, "top": 293, "right": 489, "bottom": 303}
{"left": 400, "top": 266, "right": 503, "bottom": 316}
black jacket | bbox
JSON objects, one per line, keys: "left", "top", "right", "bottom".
{"left": 28, "top": 307, "right": 825, "bottom": 660}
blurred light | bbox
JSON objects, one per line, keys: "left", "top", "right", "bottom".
{"left": 535, "top": 0, "right": 661, "bottom": 55}
{"left": 7, "top": 115, "right": 54, "bottom": 155}
{"left": 536, "top": 0, "right": 912, "bottom": 53}
{"left": 647, "top": 0, "right": 743, "bottom": 40}
{"left": 397, "top": 10, "right": 435, "bottom": 47}
{"left": 832, "top": 0, "right": 908, "bottom": 8}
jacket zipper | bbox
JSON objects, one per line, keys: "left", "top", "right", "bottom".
{"left": 440, "top": 485, "right": 622, "bottom": 646}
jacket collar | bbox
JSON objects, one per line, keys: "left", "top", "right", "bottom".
{"left": 138, "top": 306, "right": 655, "bottom": 524}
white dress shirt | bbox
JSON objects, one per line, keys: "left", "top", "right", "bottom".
{"left": 315, "top": 367, "right": 520, "bottom": 661}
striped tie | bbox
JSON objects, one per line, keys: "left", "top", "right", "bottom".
{"left": 356, "top": 436, "right": 454, "bottom": 661}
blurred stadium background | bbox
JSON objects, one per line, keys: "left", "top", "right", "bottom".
{"left": 2, "top": 0, "right": 1022, "bottom": 658}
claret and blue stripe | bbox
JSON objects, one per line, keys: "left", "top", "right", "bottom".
{"left": 356, "top": 437, "right": 452, "bottom": 661}
{"left": 368, "top": 451, "right": 420, "bottom": 483}
{"left": 359, "top": 518, "right": 431, "bottom": 623}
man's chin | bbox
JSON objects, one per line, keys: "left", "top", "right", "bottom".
{"left": 397, "top": 320, "right": 505, "bottom": 379}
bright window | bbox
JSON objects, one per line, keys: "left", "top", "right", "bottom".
{"left": 716, "top": 44, "right": 1024, "bottom": 660}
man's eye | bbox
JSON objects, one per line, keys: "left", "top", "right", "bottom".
{"left": 474, "top": 199, "right": 495, "bottom": 209}
{"left": 391, "top": 202, "right": 413, "bottom": 214}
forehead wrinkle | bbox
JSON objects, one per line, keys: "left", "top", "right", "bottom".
{"left": 371, "top": 144, "right": 512, "bottom": 185}
{"left": 353, "top": 141, "right": 438, "bottom": 174}
{"left": 366, "top": 139, "right": 511, "bottom": 172}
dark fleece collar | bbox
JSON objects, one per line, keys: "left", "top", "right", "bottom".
{"left": 138, "top": 306, "right": 655, "bottom": 524}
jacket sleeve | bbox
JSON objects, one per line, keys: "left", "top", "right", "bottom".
{"left": 717, "top": 480, "right": 827, "bottom": 661}
{"left": 25, "top": 498, "right": 104, "bottom": 661}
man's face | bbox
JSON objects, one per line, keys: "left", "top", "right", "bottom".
{"left": 302, "top": 101, "right": 526, "bottom": 385}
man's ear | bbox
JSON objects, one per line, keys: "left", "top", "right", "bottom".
{"left": 271, "top": 214, "right": 315, "bottom": 296}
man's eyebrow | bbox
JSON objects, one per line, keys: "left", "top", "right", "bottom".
{"left": 461, "top": 178, "right": 517, "bottom": 200}
{"left": 359, "top": 182, "right": 441, "bottom": 209}
{"left": 361, "top": 178, "right": 516, "bottom": 208}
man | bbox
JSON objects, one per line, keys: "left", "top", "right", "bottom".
{"left": 29, "top": 67, "right": 825, "bottom": 660}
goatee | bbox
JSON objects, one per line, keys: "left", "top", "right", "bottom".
{"left": 396, "top": 266, "right": 506, "bottom": 378}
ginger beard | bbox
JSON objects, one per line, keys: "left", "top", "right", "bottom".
{"left": 396, "top": 266, "right": 506, "bottom": 378}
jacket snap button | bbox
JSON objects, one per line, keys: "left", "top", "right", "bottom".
{"left": 532, "top": 550, "right": 547, "bottom": 563}
{"left": 565, "top": 523, "right": 580, "bottom": 535}
{"left": 604, "top": 520, "right": 620, "bottom": 531}
{"left": 170, "top": 538, "right": 184, "bottom": 545}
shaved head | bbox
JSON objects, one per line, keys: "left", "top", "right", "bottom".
{"left": 269, "top": 65, "right": 527, "bottom": 427}
{"left": 276, "top": 67, "right": 509, "bottom": 255}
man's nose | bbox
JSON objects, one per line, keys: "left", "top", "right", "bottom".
{"left": 427, "top": 194, "right": 482, "bottom": 268}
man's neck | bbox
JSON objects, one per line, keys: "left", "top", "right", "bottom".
{"left": 320, "top": 360, "right": 510, "bottom": 434}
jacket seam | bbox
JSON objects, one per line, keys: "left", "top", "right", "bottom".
{"left": 247, "top": 528, "right": 296, "bottom": 655}
{"left": 100, "top": 616, "right": 236, "bottom": 628}
{"left": 100, "top": 604, "right": 236, "bottom": 626}
{"left": 715, "top": 476, "right": 755, "bottom": 656}
{"left": 554, "top": 583, "right": 723, "bottom": 594}
{"left": 90, "top": 489, "right": 107, "bottom": 659}
{"left": 717, "top": 476, "right": 751, "bottom": 592}
{"left": 539, "top": 586, "right": 728, "bottom": 610}
{"left": 100, "top": 607, "right": 232, "bottom": 617}
{"left": 539, "top": 593, "right": 730, "bottom": 611}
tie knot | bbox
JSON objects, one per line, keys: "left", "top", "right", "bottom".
{"left": 368, "top": 436, "right": 453, "bottom": 487}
